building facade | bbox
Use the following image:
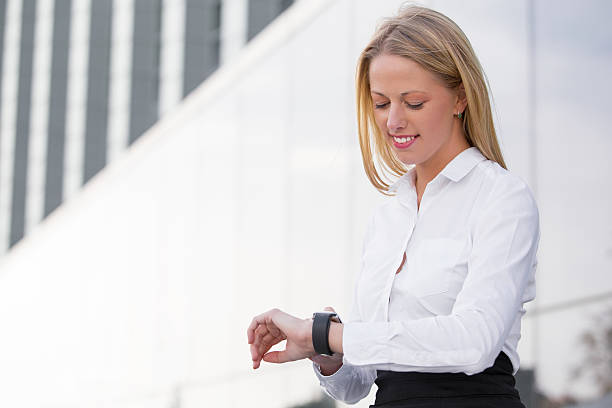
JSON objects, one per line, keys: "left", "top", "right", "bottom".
{"left": 0, "top": 0, "right": 293, "bottom": 252}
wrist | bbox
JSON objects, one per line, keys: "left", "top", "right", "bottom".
{"left": 328, "top": 322, "right": 344, "bottom": 354}
{"left": 304, "top": 318, "right": 316, "bottom": 357}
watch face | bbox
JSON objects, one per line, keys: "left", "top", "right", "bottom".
{"left": 312, "top": 311, "right": 342, "bottom": 323}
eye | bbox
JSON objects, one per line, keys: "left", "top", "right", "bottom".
{"left": 405, "top": 101, "right": 424, "bottom": 110}
{"left": 373, "top": 101, "right": 424, "bottom": 110}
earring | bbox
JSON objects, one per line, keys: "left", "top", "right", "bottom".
{"left": 457, "top": 112, "right": 463, "bottom": 119}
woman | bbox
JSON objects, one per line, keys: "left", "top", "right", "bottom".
{"left": 247, "top": 5, "right": 539, "bottom": 407}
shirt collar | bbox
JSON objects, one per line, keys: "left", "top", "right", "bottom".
{"left": 387, "top": 147, "right": 487, "bottom": 193}
{"left": 439, "top": 146, "right": 487, "bottom": 182}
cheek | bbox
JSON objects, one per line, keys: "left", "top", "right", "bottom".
{"left": 373, "top": 111, "right": 388, "bottom": 131}
{"left": 418, "top": 108, "right": 450, "bottom": 136}
{"left": 418, "top": 112, "right": 438, "bottom": 132}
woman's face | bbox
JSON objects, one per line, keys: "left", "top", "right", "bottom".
{"left": 369, "top": 54, "right": 467, "bottom": 170}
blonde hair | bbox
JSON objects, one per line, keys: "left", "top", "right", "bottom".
{"left": 356, "top": 4, "right": 507, "bottom": 195}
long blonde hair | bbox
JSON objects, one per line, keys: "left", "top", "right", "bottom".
{"left": 356, "top": 5, "right": 506, "bottom": 195}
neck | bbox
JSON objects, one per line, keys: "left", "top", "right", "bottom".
{"left": 414, "top": 129, "right": 470, "bottom": 191}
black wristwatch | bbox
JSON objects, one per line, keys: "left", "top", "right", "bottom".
{"left": 312, "top": 312, "right": 342, "bottom": 356}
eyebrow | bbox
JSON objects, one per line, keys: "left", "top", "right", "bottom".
{"left": 371, "top": 90, "right": 427, "bottom": 97}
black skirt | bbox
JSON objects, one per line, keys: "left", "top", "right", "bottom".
{"left": 369, "top": 352, "right": 526, "bottom": 408}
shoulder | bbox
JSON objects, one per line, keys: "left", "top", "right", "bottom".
{"left": 474, "top": 160, "right": 539, "bottom": 221}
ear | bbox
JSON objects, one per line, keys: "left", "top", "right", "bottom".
{"left": 455, "top": 83, "right": 467, "bottom": 113}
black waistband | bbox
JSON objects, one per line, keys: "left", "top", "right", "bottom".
{"left": 374, "top": 352, "right": 521, "bottom": 405}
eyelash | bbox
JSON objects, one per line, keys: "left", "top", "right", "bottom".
{"left": 374, "top": 101, "right": 424, "bottom": 110}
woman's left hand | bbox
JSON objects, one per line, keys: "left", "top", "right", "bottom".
{"left": 247, "top": 308, "right": 315, "bottom": 369}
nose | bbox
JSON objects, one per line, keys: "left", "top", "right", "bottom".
{"left": 386, "top": 102, "right": 407, "bottom": 133}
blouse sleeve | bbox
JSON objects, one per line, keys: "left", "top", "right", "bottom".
{"left": 341, "top": 176, "right": 540, "bottom": 375}
{"left": 312, "top": 214, "right": 378, "bottom": 404}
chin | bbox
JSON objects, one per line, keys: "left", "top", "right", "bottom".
{"left": 396, "top": 152, "right": 418, "bottom": 166}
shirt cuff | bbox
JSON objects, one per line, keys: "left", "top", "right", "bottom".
{"left": 312, "top": 359, "right": 353, "bottom": 383}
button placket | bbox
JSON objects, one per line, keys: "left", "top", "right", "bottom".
{"left": 384, "top": 207, "right": 418, "bottom": 321}
{"left": 418, "top": 176, "right": 445, "bottom": 215}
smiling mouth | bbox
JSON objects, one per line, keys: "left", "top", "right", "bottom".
{"left": 391, "top": 135, "right": 418, "bottom": 143}
{"left": 390, "top": 134, "right": 419, "bottom": 149}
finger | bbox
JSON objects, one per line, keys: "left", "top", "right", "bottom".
{"left": 247, "top": 312, "right": 268, "bottom": 344}
{"left": 324, "top": 306, "right": 336, "bottom": 312}
{"left": 256, "top": 329, "right": 286, "bottom": 366}
{"left": 253, "top": 324, "right": 269, "bottom": 347}
{"left": 262, "top": 350, "right": 289, "bottom": 364}
{"left": 251, "top": 342, "right": 259, "bottom": 365}
{"left": 259, "top": 330, "right": 277, "bottom": 349}
{"left": 265, "top": 319, "right": 284, "bottom": 339}
{"left": 256, "top": 332, "right": 272, "bottom": 357}
{"left": 247, "top": 316, "right": 260, "bottom": 344}
{"left": 253, "top": 333, "right": 278, "bottom": 369}
{"left": 251, "top": 325, "right": 269, "bottom": 361}
{"left": 257, "top": 331, "right": 281, "bottom": 357}
{"left": 253, "top": 350, "right": 262, "bottom": 369}
{"left": 253, "top": 320, "right": 287, "bottom": 368}
{"left": 247, "top": 309, "right": 278, "bottom": 344}
{"left": 252, "top": 327, "right": 269, "bottom": 363}
{"left": 247, "top": 318, "right": 259, "bottom": 344}
{"left": 253, "top": 328, "right": 285, "bottom": 367}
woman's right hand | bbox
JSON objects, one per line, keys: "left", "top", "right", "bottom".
{"left": 308, "top": 307, "right": 344, "bottom": 376}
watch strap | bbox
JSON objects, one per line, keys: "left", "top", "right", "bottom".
{"left": 312, "top": 312, "right": 337, "bottom": 355}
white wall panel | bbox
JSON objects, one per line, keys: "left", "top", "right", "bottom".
{"left": 25, "top": 0, "right": 54, "bottom": 233}
{"left": 159, "top": 0, "right": 185, "bottom": 116}
{"left": 63, "top": 0, "right": 91, "bottom": 200}
{"left": 107, "top": 0, "right": 134, "bottom": 163}
{"left": 220, "top": 0, "right": 247, "bottom": 64}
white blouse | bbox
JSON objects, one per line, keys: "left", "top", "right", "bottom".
{"left": 312, "top": 147, "right": 540, "bottom": 405}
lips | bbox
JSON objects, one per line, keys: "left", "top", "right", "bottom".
{"left": 391, "top": 134, "right": 418, "bottom": 143}
{"left": 390, "top": 133, "right": 419, "bottom": 149}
